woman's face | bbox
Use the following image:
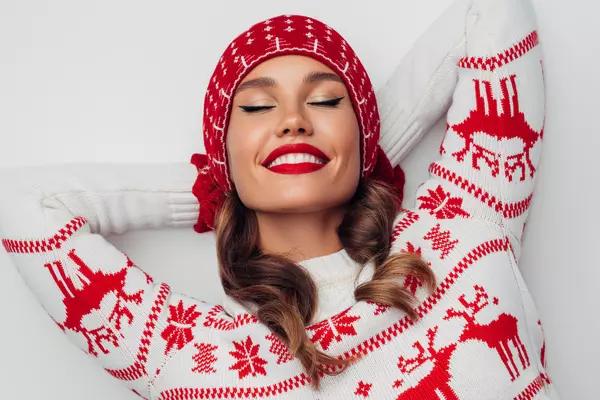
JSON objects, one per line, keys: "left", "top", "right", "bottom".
{"left": 226, "top": 55, "right": 361, "bottom": 214}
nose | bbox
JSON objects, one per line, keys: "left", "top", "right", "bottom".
{"left": 275, "top": 108, "right": 314, "bottom": 137}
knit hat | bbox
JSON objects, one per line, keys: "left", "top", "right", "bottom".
{"left": 191, "top": 14, "right": 405, "bottom": 233}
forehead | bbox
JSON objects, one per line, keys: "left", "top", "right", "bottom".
{"left": 241, "top": 55, "right": 338, "bottom": 82}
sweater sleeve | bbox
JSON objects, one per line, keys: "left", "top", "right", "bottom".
{"left": 0, "top": 163, "right": 222, "bottom": 397}
{"left": 0, "top": 163, "right": 199, "bottom": 236}
{"left": 411, "top": 0, "right": 545, "bottom": 248}
{"left": 377, "top": 0, "right": 474, "bottom": 166}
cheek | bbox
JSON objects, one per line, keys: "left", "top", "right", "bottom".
{"left": 347, "top": 130, "right": 361, "bottom": 167}
{"left": 226, "top": 121, "right": 268, "bottom": 187}
{"left": 331, "top": 116, "right": 361, "bottom": 171}
{"left": 341, "top": 121, "right": 362, "bottom": 196}
{"left": 321, "top": 116, "right": 361, "bottom": 202}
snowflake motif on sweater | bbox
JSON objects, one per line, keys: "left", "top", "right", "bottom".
{"left": 418, "top": 185, "right": 470, "bottom": 219}
{"left": 161, "top": 301, "right": 202, "bottom": 354}
{"left": 229, "top": 336, "right": 268, "bottom": 379}
{"left": 306, "top": 308, "right": 361, "bottom": 351}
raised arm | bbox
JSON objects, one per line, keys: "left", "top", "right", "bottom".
{"left": 0, "top": 164, "right": 214, "bottom": 398}
{"left": 404, "top": 0, "right": 544, "bottom": 249}
{"left": 377, "top": 0, "right": 474, "bottom": 165}
{"left": 0, "top": 163, "right": 199, "bottom": 236}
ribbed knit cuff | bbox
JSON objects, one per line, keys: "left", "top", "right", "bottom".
{"left": 168, "top": 192, "right": 200, "bottom": 228}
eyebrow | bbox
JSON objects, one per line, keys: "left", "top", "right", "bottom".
{"left": 303, "top": 71, "right": 344, "bottom": 85}
{"left": 235, "top": 77, "right": 277, "bottom": 94}
{"left": 235, "top": 71, "right": 344, "bottom": 94}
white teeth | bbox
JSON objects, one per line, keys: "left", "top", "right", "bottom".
{"left": 267, "top": 153, "right": 327, "bottom": 168}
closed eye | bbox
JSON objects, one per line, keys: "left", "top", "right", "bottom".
{"left": 238, "top": 96, "right": 345, "bottom": 113}
{"left": 239, "top": 105, "right": 275, "bottom": 113}
{"left": 308, "top": 96, "right": 345, "bottom": 107}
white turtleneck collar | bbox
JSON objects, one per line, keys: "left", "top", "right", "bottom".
{"left": 221, "top": 249, "right": 375, "bottom": 324}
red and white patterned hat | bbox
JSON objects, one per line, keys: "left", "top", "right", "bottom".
{"left": 191, "top": 14, "right": 404, "bottom": 233}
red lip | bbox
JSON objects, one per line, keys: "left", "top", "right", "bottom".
{"left": 267, "top": 163, "right": 326, "bottom": 174}
{"left": 261, "top": 143, "right": 330, "bottom": 169}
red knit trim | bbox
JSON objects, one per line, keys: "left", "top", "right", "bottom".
{"left": 2, "top": 216, "right": 86, "bottom": 253}
{"left": 391, "top": 210, "right": 420, "bottom": 241}
{"left": 106, "top": 362, "right": 145, "bottom": 382}
{"left": 458, "top": 31, "right": 539, "bottom": 71}
{"left": 504, "top": 195, "right": 533, "bottom": 219}
{"left": 140, "top": 283, "right": 170, "bottom": 364}
{"left": 321, "top": 237, "right": 511, "bottom": 371}
{"left": 417, "top": 238, "right": 509, "bottom": 318}
{"left": 203, "top": 305, "right": 259, "bottom": 331}
{"left": 429, "top": 162, "right": 532, "bottom": 219}
{"left": 513, "top": 373, "right": 552, "bottom": 400}
{"left": 158, "top": 373, "right": 310, "bottom": 399}
{"left": 105, "top": 283, "right": 171, "bottom": 381}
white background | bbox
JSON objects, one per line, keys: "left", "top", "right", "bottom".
{"left": 0, "top": 0, "right": 597, "bottom": 398}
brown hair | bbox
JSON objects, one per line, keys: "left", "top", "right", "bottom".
{"left": 214, "top": 178, "right": 435, "bottom": 389}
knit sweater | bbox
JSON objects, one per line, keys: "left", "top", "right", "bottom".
{"left": 0, "top": 0, "right": 560, "bottom": 399}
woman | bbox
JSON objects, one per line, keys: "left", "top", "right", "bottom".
{"left": 0, "top": 0, "right": 558, "bottom": 398}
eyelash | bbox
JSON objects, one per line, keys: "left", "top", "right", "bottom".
{"left": 239, "top": 96, "right": 345, "bottom": 113}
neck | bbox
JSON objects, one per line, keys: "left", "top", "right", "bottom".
{"left": 256, "top": 207, "right": 346, "bottom": 263}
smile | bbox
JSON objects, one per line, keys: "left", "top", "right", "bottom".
{"left": 262, "top": 143, "right": 330, "bottom": 175}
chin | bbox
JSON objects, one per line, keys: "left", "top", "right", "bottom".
{"left": 235, "top": 170, "right": 359, "bottom": 214}
{"left": 267, "top": 198, "right": 334, "bottom": 214}
{"left": 250, "top": 185, "right": 355, "bottom": 214}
